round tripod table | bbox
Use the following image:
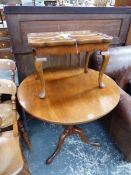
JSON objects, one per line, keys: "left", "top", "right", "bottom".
{"left": 17, "top": 68, "right": 120, "bottom": 164}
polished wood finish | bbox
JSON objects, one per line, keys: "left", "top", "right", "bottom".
{"left": 36, "top": 43, "right": 109, "bottom": 56}
{"left": 28, "top": 31, "right": 112, "bottom": 48}
{"left": 35, "top": 57, "right": 46, "bottom": 98}
{"left": 84, "top": 52, "right": 92, "bottom": 73}
{"left": 98, "top": 51, "right": 110, "bottom": 88}
{"left": 28, "top": 31, "right": 112, "bottom": 98}
{"left": 5, "top": 7, "right": 131, "bottom": 81}
{"left": 18, "top": 68, "right": 120, "bottom": 124}
{"left": 115, "top": 0, "right": 131, "bottom": 6}
{"left": 18, "top": 68, "right": 120, "bottom": 163}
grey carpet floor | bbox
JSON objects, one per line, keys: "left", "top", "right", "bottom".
{"left": 24, "top": 119, "right": 131, "bottom": 175}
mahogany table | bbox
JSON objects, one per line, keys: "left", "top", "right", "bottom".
{"left": 28, "top": 30, "right": 113, "bottom": 99}
{"left": 17, "top": 68, "right": 120, "bottom": 164}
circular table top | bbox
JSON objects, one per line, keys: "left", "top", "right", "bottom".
{"left": 17, "top": 68, "right": 120, "bottom": 125}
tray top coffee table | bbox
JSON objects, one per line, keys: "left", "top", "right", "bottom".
{"left": 28, "top": 30, "right": 113, "bottom": 99}
{"left": 17, "top": 68, "right": 120, "bottom": 164}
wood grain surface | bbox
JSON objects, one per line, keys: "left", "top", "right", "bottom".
{"left": 28, "top": 30, "right": 112, "bottom": 48}
{"left": 17, "top": 68, "right": 120, "bottom": 125}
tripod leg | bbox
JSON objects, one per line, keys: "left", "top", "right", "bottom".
{"left": 46, "top": 127, "right": 70, "bottom": 164}
{"left": 74, "top": 126, "right": 100, "bottom": 147}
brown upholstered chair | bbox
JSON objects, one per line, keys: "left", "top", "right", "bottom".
{"left": 90, "top": 45, "right": 131, "bottom": 161}
{"left": 0, "top": 59, "right": 32, "bottom": 150}
{"left": 0, "top": 79, "right": 25, "bottom": 174}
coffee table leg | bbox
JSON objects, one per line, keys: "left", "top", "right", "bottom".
{"left": 35, "top": 57, "right": 46, "bottom": 99}
{"left": 84, "top": 52, "right": 91, "bottom": 73}
{"left": 98, "top": 51, "right": 110, "bottom": 88}
{"left": 46, "top": 125, "right": 100, "bottom": 164}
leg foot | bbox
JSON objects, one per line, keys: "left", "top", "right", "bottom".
{"left": 39, "top": 90, "right": 46, "bottom": 99}
{"left": 74, "top": 126, "right": 100, "bottom": 147}
{"left": 99, "top": 82, "right": 105, "bottom": 89}
{"left": 90, "top": 142, "right": 101, "bottom": 147}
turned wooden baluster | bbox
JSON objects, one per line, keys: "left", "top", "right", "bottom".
{"left": 12, "top": 94, "right": 18, "bottom": 137}
{"left": 98, "top": 51, "right": 110, "bottom": 88}
{"left": 18, "top": 121, "right": 32, "bottom": 150}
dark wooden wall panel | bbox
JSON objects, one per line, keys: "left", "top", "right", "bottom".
{"left": 5, "top": 7, "right": 131, "bottom": 81}
{"left": 20, "top": 19, "right": 121, "bottom": 48}
{"left": 6, "top": 13, "right": 131, "bottom": 54}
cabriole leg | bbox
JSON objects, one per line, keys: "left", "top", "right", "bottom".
{"left": 84, "top": 52, "right": 91, "bottom": 73}
{"left": 35, "top": 57, "right": 47, "bottom": 99}
{"left": 98, "top": 51, "right": 110, "bottom": 88}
